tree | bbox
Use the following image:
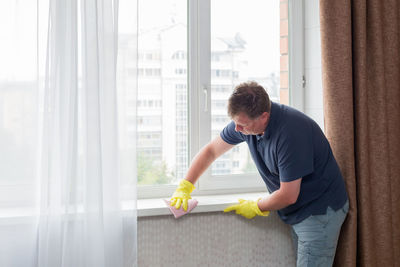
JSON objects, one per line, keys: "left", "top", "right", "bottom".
{"left": 243, "top": 150, "right": 258, "bottom": 173}
{"left": 137, "top": 152, "right": 174, "bottom": 185}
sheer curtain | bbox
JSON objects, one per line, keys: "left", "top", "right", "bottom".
{"left": 0, "top": 0, "right": 137, "bottom": 266}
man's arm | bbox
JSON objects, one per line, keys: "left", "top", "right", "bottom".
{"left": 170, "top": 136, "right": 234, "bottom": 211}
{"left": 257, "top": 178, "right": 302, "bottom": 211}
{"left": 185, "top": 136, "right": 235, "bottom": 184}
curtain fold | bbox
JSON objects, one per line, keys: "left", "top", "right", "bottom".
{"left": 38, "top": 0, "right": 137, "bottom": 266}
{"left": 320, "top": 0, "right": 400, "bottom": 266}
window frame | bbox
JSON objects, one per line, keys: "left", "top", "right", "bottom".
{"left": 137, "top": 0, "right": 304, "bottom": 199}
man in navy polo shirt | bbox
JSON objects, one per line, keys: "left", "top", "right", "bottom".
{"left": 170, "top": 81, "right": 348, "bottom": 266}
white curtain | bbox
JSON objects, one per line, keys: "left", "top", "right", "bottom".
{"left": 0, "top": 0, "right": 137, "bottom": 266}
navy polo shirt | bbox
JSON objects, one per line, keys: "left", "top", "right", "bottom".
{"left": 220, "top": 102, "right": 348, "bottom": 225}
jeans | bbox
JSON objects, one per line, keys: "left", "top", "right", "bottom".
{"left": 291, "top": 200, "right": 349, "bottom": 267}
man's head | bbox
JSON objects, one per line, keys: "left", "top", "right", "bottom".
{"left": 228, "top": 81, "right": 271, "bottom": 119}
{"left": 228, "top": 81, "right": 271, "bottom": 135}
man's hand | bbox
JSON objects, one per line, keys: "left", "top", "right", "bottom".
{"left": 224, "top": 198, "right": 270, "bottom": 219}
{"left": 170, "top": 179, "right": 195, "bottom": 211}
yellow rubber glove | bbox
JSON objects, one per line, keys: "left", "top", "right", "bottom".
{"left": 223, "top": 198, "right": 270, "bottom": 219}
{"left": 170, "top": 179, "right": 195, "bottom": 211}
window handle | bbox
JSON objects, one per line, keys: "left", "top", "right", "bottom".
{"left": 203, "top": 86, "right": 208, "bottom": 112}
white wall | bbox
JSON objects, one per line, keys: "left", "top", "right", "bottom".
{"left": 303, "top": 0, "right": 324, "bottom": 129}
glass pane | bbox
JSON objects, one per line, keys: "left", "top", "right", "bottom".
{"left": 117, "top": 0, "right": 139, "bottom": 200}
{"left": 137, "top": 0, "right": 188, "bottom": 185}
{"left": 211, "top": 0, "right": 281, "bottom": 175}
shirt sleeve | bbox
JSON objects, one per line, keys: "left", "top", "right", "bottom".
{"left": 220, "top": 121, "right": 245, "bottom": 145}
{"left": 277, "top": 121, "right": 314, "bottom": 182}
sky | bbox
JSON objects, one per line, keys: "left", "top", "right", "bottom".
{"left": 211, "top": 0, "right": 280, "bottom": 75}
{"left": 0, "top": 0, "right": 38, "bottom": 81}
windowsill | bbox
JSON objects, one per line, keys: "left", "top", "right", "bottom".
{"left": 0, "top": 192, "right": 268, "bottom": 222}
{"left": 137, "top": 192, "right": 267, "bottom": 217}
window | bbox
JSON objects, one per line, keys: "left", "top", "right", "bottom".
{"left": 0, "top": 0, "right": 140, "bottom": 206}
{"left": 172, "top": 50, "right": 186, "bottom": 60}
{"left": 137, "top": 0, "right": 188, "bottom": 192}
{"left": 137, "top": 0, "right": 303, "bottom": 198}
{"left": 199, "top": 0, "right": 281, "bottom": 190}
{"left": 0, "top": 0, "right": 303, "bottom": 202}
{"left": 0, "top": 1, "right": 40, "bottom": 208}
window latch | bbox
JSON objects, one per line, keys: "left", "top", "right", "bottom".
{"left": 203, "top": 86, "right": 208, "bottom": 112}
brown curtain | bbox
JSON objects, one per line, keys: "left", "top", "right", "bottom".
{"left": 319, "top": 0, "right": 400, "bottom": 266}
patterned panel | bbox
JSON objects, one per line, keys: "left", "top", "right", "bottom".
{"left": 138, "top": 211, "right": 295, "bottom": 267}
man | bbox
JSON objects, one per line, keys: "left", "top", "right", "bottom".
{"left": 170, "top": 81, "right": 348, "bottom": 266}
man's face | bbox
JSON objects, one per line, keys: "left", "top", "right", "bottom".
{"left": 232, "top": 112, "right": 268, "bottom": 135}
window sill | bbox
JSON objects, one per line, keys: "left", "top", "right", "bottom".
{"left": 0, "top": 192, "right": 269, "bottom": 222}
{"left": 137, "top": 192, "right": 268, "bottom": 217}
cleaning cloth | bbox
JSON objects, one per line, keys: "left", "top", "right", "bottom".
{"left": 164, "top": 199, "right": 198, "bottom": 219}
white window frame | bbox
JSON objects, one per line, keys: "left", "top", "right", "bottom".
{"left": 138, "top": 0, "right": 304, "bottom": 199}
{"left": 289, "top": 0, "right": 305, "bottom": 111}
